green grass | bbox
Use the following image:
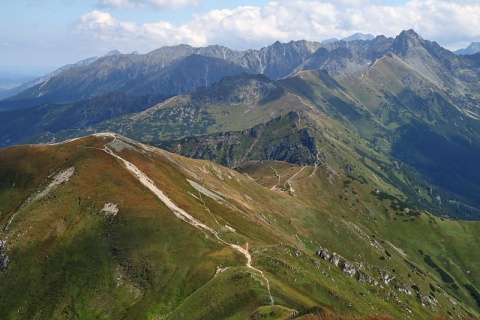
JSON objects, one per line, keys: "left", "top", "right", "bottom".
{"left": 0, "top": 135, "right": 479, "bottom": 319}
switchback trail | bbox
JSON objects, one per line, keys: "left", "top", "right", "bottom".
{"left": 102, "top": 139, "right": 275, "bottom": 306}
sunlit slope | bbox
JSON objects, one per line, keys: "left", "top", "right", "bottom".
{"left": 280, "top": 65, "right": 480, "bottom": 219}
{"left": 0, "top": 134, "right": 479, "bottom": 319}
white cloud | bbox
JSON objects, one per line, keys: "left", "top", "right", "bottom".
{"left": 97, "top": 0, "right": 203, "bottom": 10}
{"left": 75, "top": 10, "right": 207, "bottom": 50}
{"left": 73, "top": 0, "right": 480, "bottom": 54}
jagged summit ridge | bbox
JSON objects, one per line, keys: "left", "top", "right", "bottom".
{"left": 5, "top": 29, "right": 478, "bottom": 106}
{"left": 391, "top": 29, "right": 425, "bottom": 56}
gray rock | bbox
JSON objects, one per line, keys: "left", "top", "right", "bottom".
{"left": 317, "top": 249, "right": 331, "bottom": 260}
{"left": 417, "top": 292, "right": 437, "bottom": 307}
{"left": 331, "top": 254, "right": 340, "bottom": 267}
{"left": 398, "top": 286, "right": 412, "bottom": 295}
{"left": 341, "top": 261, "right": 357, "bottom": 276}
{"left": 357, "top": 272, "right": 378, "bottom": 286}
{"left": 0, "top": 240, "right": 8, "bottom": 271}
{"left": 380, "top": 270, "right": 395, "bottom": 284}
{"left": 0, "top": 253, "right": 8, "bottom": 271}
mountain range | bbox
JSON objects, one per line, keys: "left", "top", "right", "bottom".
{"left": 1, "top": 29, "right": 480, "bottom": 319}
{"left": 2, "top": 29, "right": 480, "bottom": 219}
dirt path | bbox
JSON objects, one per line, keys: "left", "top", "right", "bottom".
{"left": 284, "top": 167, "right": 305, "bottom": 193}
{"left": 266, "top": 164, "right": 281, "bottom": 190}
{"left": 102, "top": 141, "right": 275, "bottom": 305}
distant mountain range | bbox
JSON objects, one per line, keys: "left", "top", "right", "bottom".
{"left": 0, "top": 50, "right": 132, "bottom": 101}
{"left": 455, "top": 42, "right": 480, "bottom": 55}
{"left": 0, "top": 32, "right": 411, "bottom": 105}
{"left": 3, "top": 31, "right": 477, "bottom": 105}
{"left": 321, "top": 32, "right": 375, "bottom": 44}
{"left": 0, "top": 56, "right": 99, "bottom": 101}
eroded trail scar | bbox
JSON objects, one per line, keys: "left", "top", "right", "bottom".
{"left": 102, "top": 143, "right": 275, "bottom": 305}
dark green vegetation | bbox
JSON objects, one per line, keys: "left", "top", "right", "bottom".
{"left": 0, "top": 93, "right": 167, "bottom": 148}
{"left": 465, "top": 285, "right": 480, "bottom": 308}
{"left": 0, "top": 134, "right": 479, "bottom": 319}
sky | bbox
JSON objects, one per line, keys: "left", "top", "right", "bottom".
{"left": 1, "top": 0, "right": 480, "bottom": 75}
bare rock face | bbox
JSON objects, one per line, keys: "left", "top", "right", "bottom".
{"left": 357, "top": 272, "right": 378, "bottom": 286}
{"left": 160, "top": 111, "right": 319, "bottom": 169}
{"left": 455, "top": 42, "right": 480, "bottom": 55}
{"left": 0, "top": 253, "right": 8, "bottom": 271}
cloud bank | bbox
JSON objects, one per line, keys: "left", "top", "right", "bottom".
{"left": 75, "top": 0, "right": 480, "bottom": 54}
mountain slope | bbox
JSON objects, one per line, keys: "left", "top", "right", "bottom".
{"left": 333, "top": 51, "right": 480, "bottom": 219}
{"left": 3, "top": 41, "right": 320, "bottom": 105}
{"left": 22, "top": 46, "right": 480, "bottom": 220}
{"left": 0, "top": 56, "right": 99, "bottom": 102}
{"left": 0, "top": 134, "right": 479, "bottom": 319}
{"left": 0, "top": 93, "right": 167, "bottom": 148}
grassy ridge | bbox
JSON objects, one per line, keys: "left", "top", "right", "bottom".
{"left": 0, "top": 135, "right": 479, "bottom": 319}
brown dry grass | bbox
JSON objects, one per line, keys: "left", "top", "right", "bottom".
{"left": 303, "top": 313, "right": 394, "bottom": 320}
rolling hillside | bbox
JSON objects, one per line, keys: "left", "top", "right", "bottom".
{"left": 0, "top": 134, "right": 479, "bottom": 319}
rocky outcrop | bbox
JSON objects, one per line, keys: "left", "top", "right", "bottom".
{"left": 398, "top": 286, "right": 412, "bottom": 295}
{"left": 316, "top": 248, "right": 366, "bottom": 281}
{"left": 0, "top": 240, "right": 9, "bottom": 271}
{"left": 341, "top": 261, "right": 357, "bottom": 277}
{"left": 379, "top": 268, "right": 396, "bottom": 285}
{"left": 316, "top": 247, "right": 422, "bottom": 294}
{"left": 418, "top": 292, "right": 437, "bottom": 308}
{"left": 159, "top": 111, "right": 319, "bottom": 168}
{"left": 317, "top": 249, "right": 331, "bottom": 261}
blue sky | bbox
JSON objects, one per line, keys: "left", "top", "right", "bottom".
{"left": 1, "top": 0, "right": 479, "bottom": 75}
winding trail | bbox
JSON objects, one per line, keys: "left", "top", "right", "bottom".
{"left": 102, "top": 140, "right": 275, "bottom": 305}
{"left": 284, "top": 167, "right": 306, "bottom": 193}
{"left": 266, "top": 164, "right": 281, "bottom": 190}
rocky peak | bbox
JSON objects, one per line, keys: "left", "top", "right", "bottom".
{"left": 191, "top": 73, "right": 283, "bottom": 105}
{"left": 389, "top": 29, "right": 465, "bottom": 84}
{"left": 455, "top": 42, "right": 480, "bottom": 55}
{"left": 391, "top": 29, "right": 425, "bottom": 56}
{"left": 146, "top": 44, "right": 197, "bottom": 64}
{"left": 263, "top": 40, "right": 320, "bottom": 57}
{"left": 104, "top": 50, "right": 122, "bottom": 57}
{"left": 342, "top": 32, "right": 375, "bottom": 42}
{"left": 252, "top": 40, "right": 322, "bottom": 78}
{"left": 195, "top": 45, "right": 243, "bottom": 61}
